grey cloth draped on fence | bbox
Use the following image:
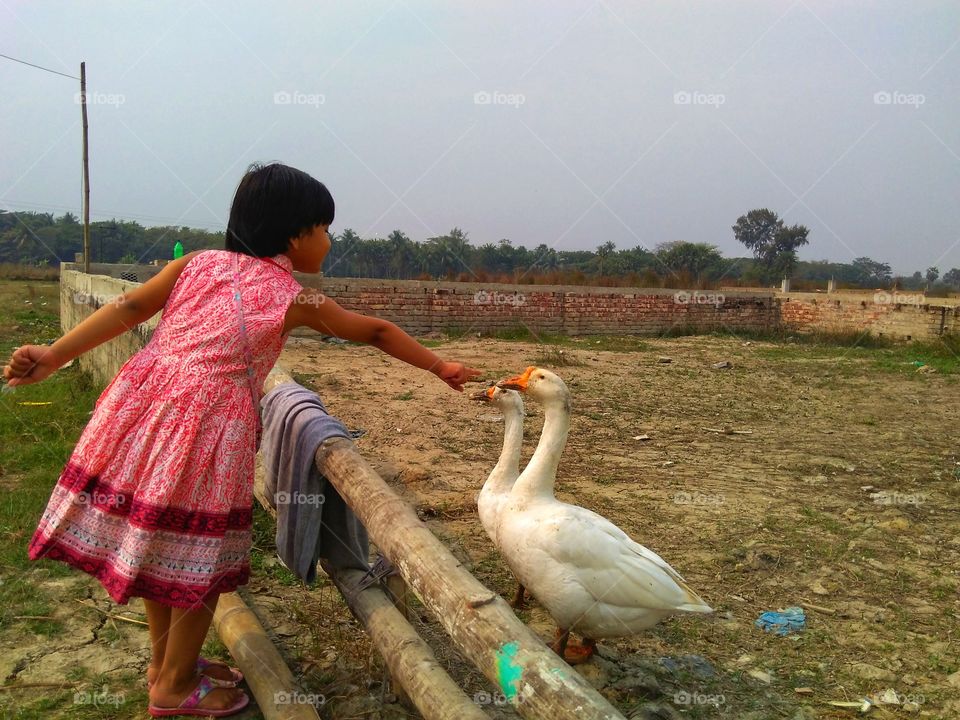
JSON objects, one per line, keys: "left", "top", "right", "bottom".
{"left": 260, "top": 383, "right": 370, "bottom": 582}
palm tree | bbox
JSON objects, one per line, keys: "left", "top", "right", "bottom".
{"left": 387, "top": 230, "right": 412, "bottom": 278}
{"left": 595, "top": 241, "right": 616, "bottom": 275}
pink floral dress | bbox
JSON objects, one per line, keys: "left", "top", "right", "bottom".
{"left": 28, "top": 250, "right": 302, "bottom": 609}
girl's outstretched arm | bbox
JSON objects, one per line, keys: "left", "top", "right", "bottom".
{"left": 3, "top": 251, "right": 201, "bottom": 387}
{"left": 285, "top": 288, "right": 481, "bottom": 391}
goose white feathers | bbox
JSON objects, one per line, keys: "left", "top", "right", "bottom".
{"left": 471, "top": 385, "right": 528, "bottom": 607}
{"left": 470, "top": 386, "right": 524, "bottom": 545}
{"left": 495, "top": 366, "right": 712, "bottom": 661}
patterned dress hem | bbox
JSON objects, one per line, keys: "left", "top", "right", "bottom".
{"left": 28, "top": 538, "right": 250, "bottom": 610}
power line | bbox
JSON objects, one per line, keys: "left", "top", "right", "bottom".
{"left": 0, "top": 52, "right": 79, "bottom": 80}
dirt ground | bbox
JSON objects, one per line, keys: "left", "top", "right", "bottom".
{"left": 3, "top": 326, "right": 958, "bottom": 719}
{"left": 251, "top": 333, "right": 959, "bottom": 719}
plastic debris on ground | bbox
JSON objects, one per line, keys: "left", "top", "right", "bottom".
{"left": 754, "top": 606, "right": 806, "bottom": 635}
{"left": 827, "top": 698, "right": 873, "bottom": 713}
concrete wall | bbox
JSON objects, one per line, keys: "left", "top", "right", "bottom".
{"left": 60, "top": 265, "right": 958, "bottom": 383}
{"left": 60, "top": 269, "right": 161, "bottom": 386}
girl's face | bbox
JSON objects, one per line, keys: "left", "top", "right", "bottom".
{"left": 288, "top": 223, "right": 331, "bottom": 273}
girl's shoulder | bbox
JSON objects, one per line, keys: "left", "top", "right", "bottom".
{"left": 176, "top": 250, "right": 235, "bottom": 276}
{"left": 186, "top": 249, "right": 230, "bottom": 267}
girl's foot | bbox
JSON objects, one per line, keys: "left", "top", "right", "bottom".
{"left": 147, "top": 658, "right": 239, "bottom": 687}
{"left": 149, "top": 673, "right": 248, "bottom": 717}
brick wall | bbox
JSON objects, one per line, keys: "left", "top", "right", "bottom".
{"left": 59, "top": 266, "right": 957, "bottom": 383}
{"left": 779, "top": 293, "right": 958, "bottom": 341}
{"left": 308, "top": 278, "right": 777, "bottom": 336}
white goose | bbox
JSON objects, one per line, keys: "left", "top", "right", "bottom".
{"left": 470, "top": 385, "right": 528, "bottom": 607}
{"left": 495, "top": 366, "right": 712, "bottom": 663}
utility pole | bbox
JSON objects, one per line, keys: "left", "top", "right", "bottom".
{"left": 80, "top": 61, "right": 90, "bottom": 273}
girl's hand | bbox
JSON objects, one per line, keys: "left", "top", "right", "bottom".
{"left": 434, "top": 361, "right": 481, "bottom": 392}
{"left": 3, "top": 345, "right": 61, "bottom": 387}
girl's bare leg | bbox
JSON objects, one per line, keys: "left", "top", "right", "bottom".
{"left": 144, "top": 597, "right": 234, "bottom": 686}
{"left": 148, "top": 593, "right": 245, "bottom": 711}
{"left": 143, "top": 599, "right": 171, "bottom": 684}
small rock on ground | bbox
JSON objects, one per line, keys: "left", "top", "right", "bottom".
{"left": 658, "top": 654, "right": 716, "bottom": 679}
{"left": 611, "top": 672, "right": 662, "bottom": 699}
{"left": 628, "top": 702, "right": 682, "bottom": 720}
{"left": 850, "top": 662, "right": 897, "bottom": 682}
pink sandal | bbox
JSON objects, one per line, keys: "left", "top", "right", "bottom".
{"left": 197, "top": 656, "right": 244, "bottom": 684}
{"left": 149, "top": 675, "right": 249, "bottom": 717}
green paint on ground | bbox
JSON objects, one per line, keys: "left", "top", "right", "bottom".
{"left": 495, "top": 641, "right": 523, "bottom": 700}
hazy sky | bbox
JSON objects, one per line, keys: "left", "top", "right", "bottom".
{"left": 2, "top": 1, "right": 958, "bottom": 274}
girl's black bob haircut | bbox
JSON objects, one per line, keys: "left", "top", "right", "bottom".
{"left": 226, "top": 162, "right": 335, "bottom": 257}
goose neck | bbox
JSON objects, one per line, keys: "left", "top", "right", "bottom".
{"left": 514, "top": 395, "right": 569, "bottom": 497}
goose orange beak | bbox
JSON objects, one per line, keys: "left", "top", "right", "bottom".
{"left": 470, "top": 386, "right": 495, "bottom": 402}
{"left": 497, "top": 366, "right": 536, "bottom": 392}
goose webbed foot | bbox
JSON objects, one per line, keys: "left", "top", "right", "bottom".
{"left": 563, "top": 637, "right": 596, "bottom": 665}
{"left": 551, "top": 629, "right": 596, "bottom": 665}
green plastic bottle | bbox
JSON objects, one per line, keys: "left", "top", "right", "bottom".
{"left": 173, "top": 240, "right": 184, "bottom": 259}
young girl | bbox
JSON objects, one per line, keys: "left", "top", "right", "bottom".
{"left": 2, "top": 163, "right": 480, "bottom": 717}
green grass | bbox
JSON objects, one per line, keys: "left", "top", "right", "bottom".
{"left": 439, "top": 325, "right": 653, "bottom": 352}
{"left": 0, "top": 281, "right": 157, "bottom": 717}
{"left": 0, "top": 286, "right": 100, "bottom": 633}
{"left": 0, "top": 668, "right": 150, "bottom": 719}
{"left": 249, "top": 504, "right": 301, "bottom": 587}
{"left": 290, "top": 369, "right": 318, "bottom": 387}
{"left": 532, "top": 346, "right": 587, "bottom": 367}
{"left": 756, "top": 333, "right": 960, "bottom": 374}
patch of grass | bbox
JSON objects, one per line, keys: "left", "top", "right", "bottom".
{"left": 0, "top": 281, "right": 60, "bottom": 337}
{"left": 443, "top": 325, "right": 568, "bottom": 344}
{"left": 532, "top": 346, "right": 587, "bottom": 367}
{"left": 654, "top": 324, "right": 703, "bottom": 339}
{"left": 442, "top": 326, "right": 655, "bottom": 353}
{"left": 290, "top": 370, "right": 318, "bottom": 388}
{"left": 0, "top": 282, "right": 104, "bottom": 658}
{"left": 0, "top": 264, "right": 60, "bottom": 281}
{"left": 752, "top": 330, "right": 960, "bottom": 374}
{"left": 201, "top": 632, "right": 230, "bottom": 660}
{"left": 799, "top": 506, "right": 847, "bottom": 535}
{"left": 249, "top": 505, "right": 302, "bottom": 586}
{"left": 574, "top": 336, "right": 653, "bottom": 351}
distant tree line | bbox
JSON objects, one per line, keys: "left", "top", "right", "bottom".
{"left": 1, "top": 208, "right": 957, "bottom": 292}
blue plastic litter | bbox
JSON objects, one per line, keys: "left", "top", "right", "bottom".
{"left": 755, "top": 606, "right": 806, "bottom": 635}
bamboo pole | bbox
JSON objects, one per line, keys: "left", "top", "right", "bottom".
{"left": 253, "top": 478, "right": 487, "bottom": 720}
{"left": 263, "top": 367, "right": 626, "bottom": 720}
{"left": 212, "top": 592, "right": 320, "bottom": 720}
{"left": 324, "top": 565, "right": 486, "bottom": 720}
